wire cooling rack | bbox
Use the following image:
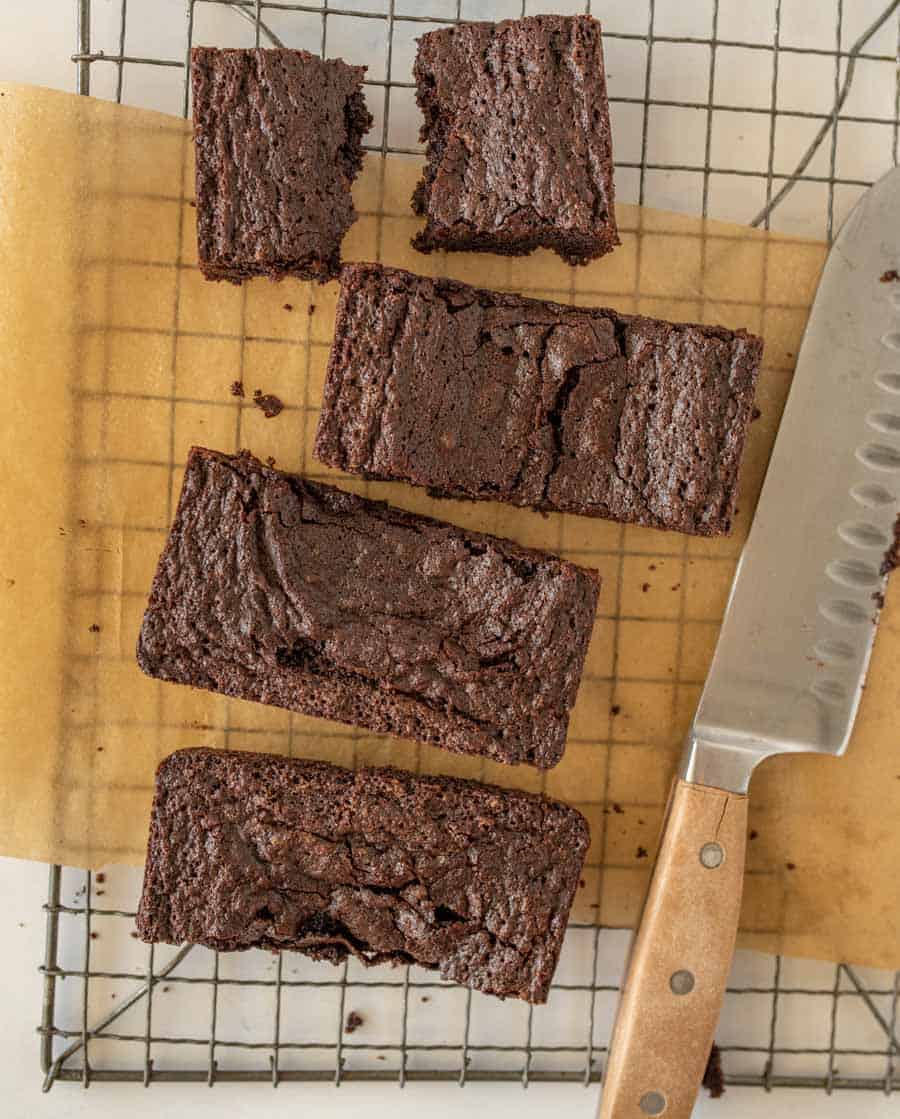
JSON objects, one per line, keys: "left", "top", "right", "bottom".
{"left": 40, "top": 0, "right": 900, "bottom": 1096}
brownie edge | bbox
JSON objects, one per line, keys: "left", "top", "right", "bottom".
{"left": 136, "top": 748, "right": 590, "bottom": 1003}
{"left": 191, "top": 48, "right": 373, "bottom": 283}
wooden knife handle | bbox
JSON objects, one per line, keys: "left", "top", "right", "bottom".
{"left": 598, "top": 779, "right": 748, "bottom": 1119}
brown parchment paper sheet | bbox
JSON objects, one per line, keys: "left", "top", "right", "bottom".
{"left": 0, "top": 84, "right": 897, "bottom": 969}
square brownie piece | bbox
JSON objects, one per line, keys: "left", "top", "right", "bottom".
{"left": 136, "top": 748, "right": 590, "bottom": 1002}
{"left": 137, "top": 448, "right": 599, "bottom": 768}
{"left": 411, "top": 15, "right": 617, "bottom": 265}
{"left": 191, "top": 48, "right": 372, "bottom": 283}
{"left": 315, "top": 264, "right": 763, "bottom": 537}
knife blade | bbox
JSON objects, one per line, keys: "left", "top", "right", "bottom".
{"left": 599, "top": 165, "right": 900, "bottom": 1119}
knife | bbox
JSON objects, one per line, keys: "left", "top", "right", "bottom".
{"left": 599, "top": 165, "right": 900, "bottom": 1118}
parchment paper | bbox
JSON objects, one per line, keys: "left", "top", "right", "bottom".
{"left": 0, "top": 84, "right": 897, "bottom": 969}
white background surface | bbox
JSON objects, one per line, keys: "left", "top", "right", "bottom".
{"left": 6, "top": 857, "right": 898, "bottom": 1119}
{"left": 1, "top": 1, "right": 898, "bottom": 1116}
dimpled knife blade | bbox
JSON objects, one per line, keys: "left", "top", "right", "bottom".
{"left": 684, "top": 165, "right": 900, "bottom": 792}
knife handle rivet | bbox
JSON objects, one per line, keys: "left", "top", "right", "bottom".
{"left": 669, "top": 969, "right": 695, "bottom": 995}
{"left": 639, "top": 1090, "right": 667, "bottom": 1115}
{"left": 699, "top": 842, "right": 724, "bottom": 869}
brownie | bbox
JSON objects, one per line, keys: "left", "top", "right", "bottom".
{"left": 191, "top": 48, "right": 372, "bottom": 283}
{"left": 314, "top": 264, "right": 764, "bottom": 537}
{"left": 137, "top": 748, "right": 589, "bottom": 1002}
{"left": 136, "top": 448, "right": 599, "bottom": 768}
{"left": 411, "top": 15, "right": 617, "bottom": 265}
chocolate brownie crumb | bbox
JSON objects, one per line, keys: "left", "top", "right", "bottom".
{"left": 880, "top": 513, "right": 900, "bottom": 575}
{"left": 252, "top": 390, "right": 284, "bottom": 418}
{"left": 702, "top": 1043, "right": 725, "bottom": 1098}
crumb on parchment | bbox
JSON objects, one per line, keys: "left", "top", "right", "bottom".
{"left": 253, "top": 390, "right": 284, "bottom": 418}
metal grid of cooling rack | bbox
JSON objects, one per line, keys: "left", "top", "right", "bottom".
{"left": 39, "top": 0, "right": 900, "bottom": 1096}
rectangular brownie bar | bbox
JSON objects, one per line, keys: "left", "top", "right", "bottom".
{"left": 137, "top": 748, "right": 590, "bottom": 1002}
{"left": 137, "top": 448, "right": 599, "bottom": 769}
{"left": 314, "top": 264, "right": 764, "bottom": 537}
{"left": 412, "top": 15, "right": 618, "bottom": 265}
{"left": 191, "top": 48, "right": 372, "bottom": 283}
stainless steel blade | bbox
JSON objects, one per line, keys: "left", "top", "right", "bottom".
{"left": 684, "top": 165, "right": 900, "bottom": 793}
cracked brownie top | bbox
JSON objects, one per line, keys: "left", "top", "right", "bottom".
{"left": 137, "top": 448, "right": 598, "bottom": 768}
{"left": 137, "top": 747, "right": 589, "bottom": 1002}
{"left": 411, "top": 15, "right": 618, "bottom": 264}
{"left": 315, "top": 264, "right": 763, "bottom": 537}
{"left": 191, "top": 47, "right": 372, "bottom": 283}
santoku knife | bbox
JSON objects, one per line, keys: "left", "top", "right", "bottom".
{"left": 599, "top": 165, "right": 900, "bottom": 1118}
